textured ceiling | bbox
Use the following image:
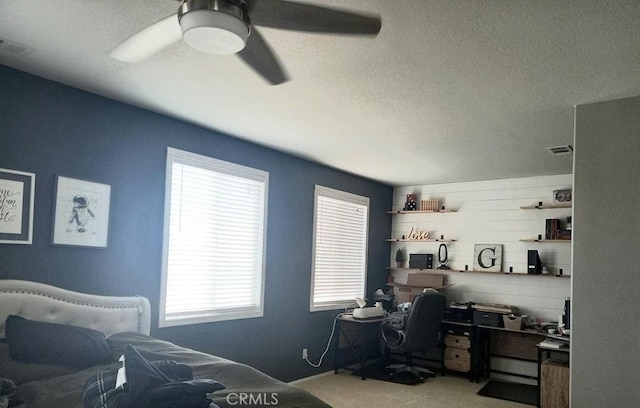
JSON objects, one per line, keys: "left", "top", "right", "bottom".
{"left": 1, "top": 0, "right": 639, "bottom": 186}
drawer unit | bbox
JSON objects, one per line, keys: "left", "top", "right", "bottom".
{"left": 444, "top": 345, "right": 471, "bottom": 372}
{"left": 444, "top": 334, "right": 472, "bottom": 373}
{"left": 442, "top": 322, "right": 482, "bottom": 382}
{"left": 445, "top": 334, "right": 471, "bottom": 350}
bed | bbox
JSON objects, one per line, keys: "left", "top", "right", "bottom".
{"left": 0, "top": 280, "right": 330, "bottom": 408}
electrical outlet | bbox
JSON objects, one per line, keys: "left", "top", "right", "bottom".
{"left": 302, "top": 348, "right": 308, "bottom": 360}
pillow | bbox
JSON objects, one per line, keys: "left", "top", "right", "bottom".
{"left": 0, "top": 342, "right": 77, "bottom": 384}
{"left": 5, "top": 315, "right": 114, "bottom": 369}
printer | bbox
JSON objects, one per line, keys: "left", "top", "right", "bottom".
{"left": 352, "top": 297, "right": 386, "bottom": 319}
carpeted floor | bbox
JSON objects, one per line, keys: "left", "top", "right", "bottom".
{"left": 295, "top": 371, "right": 533, "bottom": 408}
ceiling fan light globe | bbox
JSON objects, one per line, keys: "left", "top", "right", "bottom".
{"left": 180, "top": 9, "right": 248, "bottom": 55}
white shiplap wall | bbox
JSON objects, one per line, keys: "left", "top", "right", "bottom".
{"left": 390, "top": 174, "right": 572, "bottom": 322}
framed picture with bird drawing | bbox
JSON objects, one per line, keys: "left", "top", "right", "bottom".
{"left": 52, "top": 175, "right": 111, "bottom": 248}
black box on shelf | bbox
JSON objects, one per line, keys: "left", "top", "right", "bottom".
{"left": 445, "top": 307, "right": 473, "bottom": 324}
{"left": 527, "top": 250, "right": 542, "bottom": 274}
{"left": 409, "top": 253, "right": 433, "bottom": 269}
{"left": 473, "top": 311, "right": 503, "bottom": 327}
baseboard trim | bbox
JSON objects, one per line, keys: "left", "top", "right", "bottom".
{"left": 289, "top": 370, "right": 334, "bottom": 385}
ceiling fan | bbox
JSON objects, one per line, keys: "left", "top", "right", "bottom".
{"left": 110, "top": 0, "right": 382, "bottom": 85}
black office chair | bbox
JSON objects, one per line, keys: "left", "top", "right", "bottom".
{"left": 381, "top": 289, "right": 447, "bottom": 382}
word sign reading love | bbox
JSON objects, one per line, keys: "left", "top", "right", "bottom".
{"left": 407, "top": 227, "right": 430, "bottom": 241}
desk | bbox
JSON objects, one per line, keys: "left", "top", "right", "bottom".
{"left": 443, "top": 320, "right": 547, "bottom": 382}
{"left": 537, "top": 342, "right": 570, "bottom": 408}
{"left": 481, "top": 325, "right": 546, "bottom": 379}
{"left": 334, "top": 315, "right": 383, "bottom": 380}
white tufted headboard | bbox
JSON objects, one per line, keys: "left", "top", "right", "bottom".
{"left": 0, "top": 280, "right": 151, "bottom": 340}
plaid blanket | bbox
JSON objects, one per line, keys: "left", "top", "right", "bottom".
{"left": 380, "top": 311, "right": 410, "bottom": 348}
{"left": 82, "top": 345, "right": 224, "bottom": 408}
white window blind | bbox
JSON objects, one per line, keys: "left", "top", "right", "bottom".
{"left": 311, "top": 186, "right": 369, "bottom": 311}
{"left": 160, "top": 148, "right": 268, "bottom": 326}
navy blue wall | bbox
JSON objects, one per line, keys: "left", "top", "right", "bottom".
{"left": 0, "top": 65, "right": 392, "bottom": 381}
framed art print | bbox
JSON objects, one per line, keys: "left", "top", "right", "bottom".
{"left": 553, "top": 189, "right": 572, "bottom": 204}
{"left": 0, "top": 168, "right": 35, "bottom": 244}
{"left": 473, "top": 244, "right": 503, "bottom": 272}
{"left": 52, "top": 176, "right": 111, "bottom": 248}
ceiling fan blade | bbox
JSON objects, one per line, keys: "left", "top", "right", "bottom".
{"left": 237, "top": 27, "right": 289, "bottom": 85}
{"left": 110, "top": 14, "right": 182, "bottom": 62}
{"left": 246, "top": 0, "right": 381, "bottom": 35}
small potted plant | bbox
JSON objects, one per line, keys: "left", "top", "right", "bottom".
{"left": 395, "top": 248, "right": 406, "bottom": 268}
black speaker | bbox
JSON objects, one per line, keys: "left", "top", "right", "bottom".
{"left": 409, "top": 253, "right": 433, "bottom": 269}
{"left": 527, "top": 250, "right": 541, "bottom": 274}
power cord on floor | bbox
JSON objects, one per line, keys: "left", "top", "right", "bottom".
{"left": 303, "top": 305, "right": 356, "bottom": 368}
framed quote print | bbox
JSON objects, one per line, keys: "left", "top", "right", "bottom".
{"left": 0, "top": 168, "right": 35, "bottom": 244}
{"left": 52, "top": 175, "right": 111, "bottom": 248}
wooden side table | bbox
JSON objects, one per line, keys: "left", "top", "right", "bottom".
{"left": 537, "top": 342, "right": 570, "bottom": 408}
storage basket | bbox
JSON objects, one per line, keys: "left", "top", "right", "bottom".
{"left": 502, "top": 314, "right": 528, "bottom": 330}
{"left": 420, "top": 199, "right": 439, "bottom": 211}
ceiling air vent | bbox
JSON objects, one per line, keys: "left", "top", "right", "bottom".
{"left": 546, "top": 145, "right": 573, "bottom": 156}
{"left": 0, "top": 37, "right": 34, "bottom": 56}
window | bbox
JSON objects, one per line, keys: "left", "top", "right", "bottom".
{"left": 310, "top": 186, "right": 369, "bottom": 311}
{"left": 160, "top": 148, "right": 268, "bottom": 327}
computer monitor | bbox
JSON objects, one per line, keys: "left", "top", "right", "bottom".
{"left": 527, "top": 250, "right": 542, "bottom": 274}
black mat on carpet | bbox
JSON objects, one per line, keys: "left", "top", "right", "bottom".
{"left": 351, "top": 363, "right": 431, "bottom": 385}
{"left": 477, "top": 380, "right": 537, "bottom": 406}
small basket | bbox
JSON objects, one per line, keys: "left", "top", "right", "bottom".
{"left": 420, "top": 199, "right": 439, "bottom": 211}
{"left": 503, "top": 314, "right": 528, "bottom": 330}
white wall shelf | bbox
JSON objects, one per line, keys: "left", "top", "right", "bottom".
{"left": 387, "top": 209, "right": 456, "bottom": 214}
{"left": 520, "top": 203, "right": 572, "bottom": 210}
{"left": 386, "top": 238, "right": 456, "bottom": 242}
{"left": 386, "top": 267, "right": 570, "bottom": 277}
{"left": 520, "top": 201, "right": 572, "bottom": 242}
{"left": 520, "top": 239, "right": 571, "bottom": 243}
